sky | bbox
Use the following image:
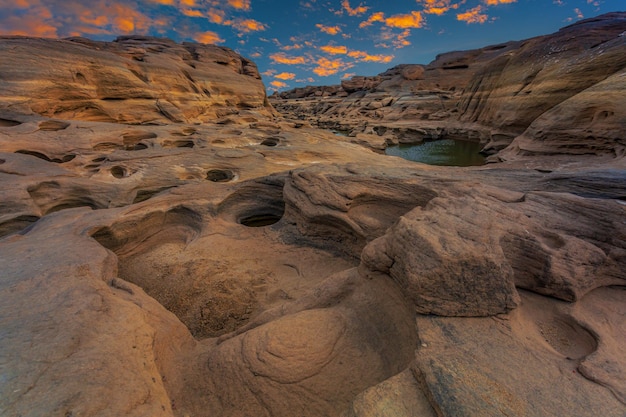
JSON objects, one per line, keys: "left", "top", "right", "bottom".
{"left": 0, "top": 1, "right": 623, "bottom": 92}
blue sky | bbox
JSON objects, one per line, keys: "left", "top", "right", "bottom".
{"left": 0, "top": 0, "right": 623, "bottom": 91}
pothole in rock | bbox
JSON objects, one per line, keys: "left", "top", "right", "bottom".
{"left": 163, "top": 139, "right": 195, "bottom": 149}
{"left": 38, "top": 120, "right": 70, "bottom": 131}
{"left": 206, "top": 169, "right": 235, "bottom": 182}
{"left": 15, "top": 150, "right": 76, "bottom": 164}
{"left": 217, "top": 179, "right": 286, "bottom": 227}
{"left": 110, "top": 166, "right": 129, "bottom": 179}
{"left": 536, "top": 315, "right": 597, "bottom": 360}
{"left": 0, "top": 215, "right": 40, "bottom": 238}
{"left": 0, "top": 118, "right": 22, "bottom": 127}
{"left": 260, "top": 137, "right": 280, "bottom": 147}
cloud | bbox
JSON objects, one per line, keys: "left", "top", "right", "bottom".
{"left": 484, "top": 0, "right": 516, "bottom": 4}
{"left": 228, "top": 18, "right": 266, "bottom": 33}
{"left": 270, "top": 52, "right": 307, "bottom": 65}
{"left": 313, "top": 56, "right": 352, "bottom": 76}
{"left": 347, "top": 50, "right": 394, "bottom": 63}
{"left": 359, "top": 11, "right": 385, "bottom": 28}
{"left": 417, "top": 0, "right": 459, "bottom": 15}
{"left": 207, "top": 8, "right": 226, "bottom": 23}
{"left": 385, "top": 11, "right": 424, "bottom": 29}
{"left": 275, "top": 72, "right": 296, "bottom": 80}
{"left": 320, "top": 44, "right": 348, "bottom": 54}
{"left": 341, "top": 0, "right": 368, "bottom": 16}
{"left": 393, "top": 29, "right": 411, "bottom": 48}
{"left": 342, "top": 72, "right": 355, "bottom": 79}
{"left": 316, "top": 23, "right": 341, "bottom": 35}
{"left": 194, "top": 30, "right": 224, "bottom": 44}
{"left": 457, "top": 6, "right": 489, "bottom": 24}
{"left": 270, "top": 80, "right": 287, "bottom": 88}
{"left": 228, "top": 0, "right": 251, "bottom": 11}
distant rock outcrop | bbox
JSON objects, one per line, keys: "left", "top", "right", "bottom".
{"left": 271, "top": 13, "right": 626, "bottom": 161}
{"left": 0, "top": 35, "right": 273, "bottom": 124}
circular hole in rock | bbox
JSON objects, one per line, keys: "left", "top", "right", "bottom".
{"left": 261, "top": 137, "right": 280, "bottom": 147}
{"left": 111, "top": 166, "right": 128, "bottom": 178}
{"left": 206, "top": 169, "right": 234, "bottom": 182}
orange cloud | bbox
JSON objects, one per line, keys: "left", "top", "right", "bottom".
{"left": 417, "top": 0, "right": 459, "bottom": 15}
{"left": 320, "top": 45, "right": 348, "bottom": 55}
{"left": 346, "top": 50, "right": 394, "bottom": 63}
{"left": 229, "top": 18, "right": 267, "bottom": 33}
{"left": 457, "top": 6, "right": 488, "bottom": 23}
{"left": 228, "top": 0, "right": 251, "bottom": 11}
{"left": 270, "top": 52, "right": 307, "bottom": 65}
{"left": 207, "top": 8, "right": 225, "bottom": 24}
{"left": 275, "top": 72, "right": 296, "bottom": 80}
{"left": 393, "top": 29, "right": 411, "bottom": 48}
{"left": 385, "top": 11, "right": 424, "bottom": 28}
{"left": 313, "top": 57, "right": 352, "bottom": 76}
{"left": 270, "top": 80, "right": 287, "bottom": 89}
{"left": 341, "top": 0, "right": 368, "bottom": 16}
{"left": 182, "top": 8, "right": 203, "bottom": 17}
{"left": 484, "top": 0, "right": 516, "bottom": 4}
{"left": 194, "top": 30, "right": 224, "bottom": 44}
{"left": 316, "top": 23, "right": 341, "bottom": 35}
{"left": 359, "top": 11, "right": 385, "bottom": 28}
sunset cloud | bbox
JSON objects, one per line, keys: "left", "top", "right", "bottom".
{"left": 417, "top": 0, "right": 460, "bottom": 15}
{"left": 484, "top": 0, "right": 517, "bottom": 4}
{"left": 275, "top": 72, "right": 296, "bottom": 80}
{"left": 228, "top": 0, "right": 251, "bottom": 11}
{"left": 347, "top": 50, "right": 394, "bottom": 63}
{"left": 320, "top": 44, "right": 348, "bottom": 54}
{"left": 385, "top": 11, "right": 424, "bottom": 29}
{"left": 359, "top": 11, "right": 385, "bottom": 28}
{"left": 316, "top": 23, "right": 341, "bottom": 35}
{"left": 313, "top": 56, "right": 352, "bottom": 76}
{"left": 194, "top": 30, "right": 223, "bottom": 44}
{"left": 270, "top": 80, "right": 287, "bottom": 88}
{"left": 341, "top": 0, "right": 368, "bottom": 16}
{"left": 270, "top": 52, "right": 307, "bottom": 65}
{"left": 228, "top": 18, "right": 267, "bottom": 33}
{"left": 457, "top": 5, "right": 489, "bottom": 23}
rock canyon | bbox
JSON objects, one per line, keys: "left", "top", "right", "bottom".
{"left": 1, "top": 13, "right": 625, "bottom": 417}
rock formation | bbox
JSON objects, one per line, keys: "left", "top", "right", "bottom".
{"left": 271, "top": 13, "right": 626, "bottom": 161}
{"left": 1, "top": 16, "right": 625, "bottom": 417}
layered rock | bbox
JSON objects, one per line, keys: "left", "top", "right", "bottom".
{"left": 0, "top": 35, "right": 273, "bottom": 124}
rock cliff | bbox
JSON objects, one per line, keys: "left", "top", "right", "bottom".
{"left": 1, "top": 23, "right": 625, "bottom": 417}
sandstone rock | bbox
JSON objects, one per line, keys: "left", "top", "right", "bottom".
{"left": 0, "top": 36, "right": 273, "bottom": 124}
{"left": 341, "top": 76, "right": 382, "bottom": 93}
{"left": 1, "top": 27, "right": 625, "bottom": 417}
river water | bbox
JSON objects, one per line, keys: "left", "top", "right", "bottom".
{"left": 385, "top": 139, "right": 485, "bottom": 167}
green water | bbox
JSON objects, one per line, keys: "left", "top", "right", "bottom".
{"left": 385, "top": 139, "right": 485, "bottom": 167}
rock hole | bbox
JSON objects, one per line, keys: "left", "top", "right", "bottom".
{"left": 93, "top": 142, "right": 124, "bottom": 152}
{"left": 0, "top": 118, "right": 22, "bottom": 127}
{"left": 0, "top": 215, "right": 40, "bottom": 238}
{"left": 15, "top": 150, "right": 52, "bottom": 162}
{"left": 240, "top": 214, "right": 282, "bottom": 227}
{"left": 0, "top": 158, "right": 5, "bottom": 164}
{"left": 38, "top": 120, "right": 70, "bottom": 131}
{"left": 110, "top": 166, "right": 128, "bottom": 179}
{"left": 206, "top": 169, "right": 234, "bottom": 182}
{"left": 537, "top": 316, "right": 597, "bottom": 360}
{"left": 92, "top": 157, "right": 107, "bottom": 163}
{"left": 133, "top": 186, "right": 175, "bottom": 203}
{"left": 260, "top": 137, "right": 280, "bottom": 147}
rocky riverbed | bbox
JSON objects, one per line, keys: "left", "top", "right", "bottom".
{"left": 1, "top": 13, "right": 625, "bottom": 417}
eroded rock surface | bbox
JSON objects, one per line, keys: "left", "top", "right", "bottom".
{"left": 1, "top": 25, "right": 625, "bottom": 417}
